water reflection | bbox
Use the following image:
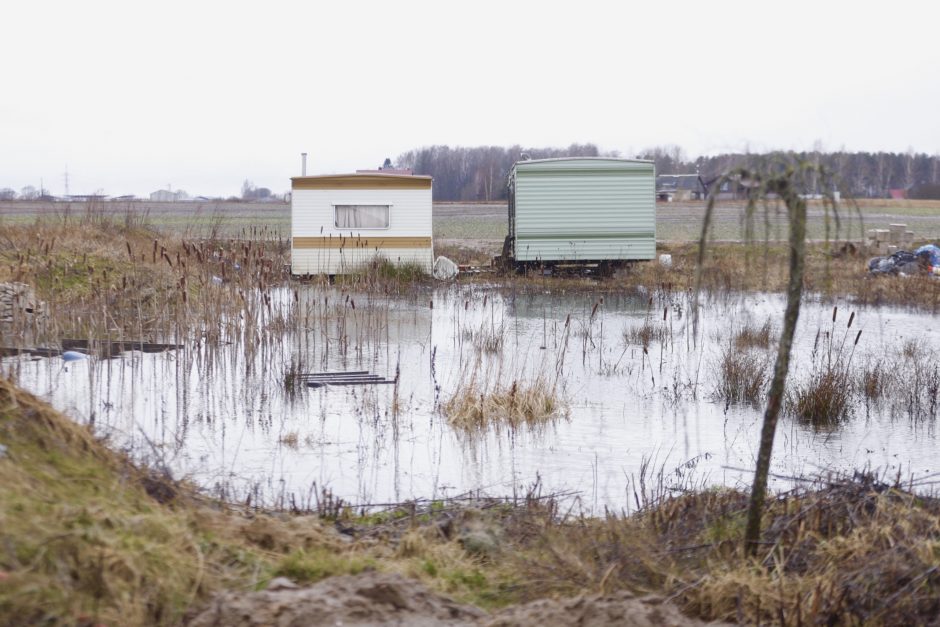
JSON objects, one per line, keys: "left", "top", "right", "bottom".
{"left": 7, "top": 285, "right": 940, "bottom": 512}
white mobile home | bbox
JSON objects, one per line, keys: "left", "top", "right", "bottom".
{"left": 290, "top": 173, "right": 433, "bottom": 275}
{"left": 505, "top": 158, "right": 655, "bottom": 267}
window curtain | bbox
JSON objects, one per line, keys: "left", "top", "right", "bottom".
{"left": 335, "top": 205, "right": 389, "bottom": 229}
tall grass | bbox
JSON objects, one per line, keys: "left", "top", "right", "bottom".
{"left": 733, "top": 318, "right": 775, "bottom": 350}
{"left": 715, "top": 344, "right": 769, "bottom": 405}
{"left": 787, "top": 308, "right": 860, "bottom": 428}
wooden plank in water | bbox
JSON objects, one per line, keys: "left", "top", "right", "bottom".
{"left": 308, "top": 379, "right": 397, "bottom": 388}
{"left": 0, "top": 346, "right": 64, "bottom": 358}
{"left": 299, "top": 371, "right": 369, "bottom": 379}
{"left": 61, "top": 339, "right": 183, "bottom": 355}
{"left": 304, "top": 370, "right": 397, "bottom": 388}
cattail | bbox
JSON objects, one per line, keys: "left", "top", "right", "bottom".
{"left": 854, "top": 330, "right": 862, "bottom": 346}
{"left": 847, "top": 312, "right": 855, "bottom": 328}
{"left": 832, "top": 306, "right": 838, "bottom": 323}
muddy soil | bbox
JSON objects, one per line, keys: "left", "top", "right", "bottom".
{"left": 188, "top": 571, "right": 727, "bottom": 626}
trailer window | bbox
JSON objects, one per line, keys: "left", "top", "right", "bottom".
{"left": 334, "top": 205, "right": 390, "bottom": 229}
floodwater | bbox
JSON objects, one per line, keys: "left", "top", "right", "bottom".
{"left": 7, "top": 284, "right": 940, "bottom": 512}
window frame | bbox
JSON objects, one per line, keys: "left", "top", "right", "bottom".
{"left": 332, "top": 203, "right": 392, "bottom": 230}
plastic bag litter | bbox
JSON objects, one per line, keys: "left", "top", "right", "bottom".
{"left": 868, "top": 245, "right": 940, "bottom": 277}
{"left": 915, "top": 244, "right": 940, "bottom": 267}
{"left": 868, "top": 250, "right": 918, "bottom": 275}
{"left": 432, "top": 256, "right": 459, "bottom": 280}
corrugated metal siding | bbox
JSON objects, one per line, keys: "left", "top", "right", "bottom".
{"left": 291, "top": 187, "right": 433, "bottom": 274}
{"left": 513, "top": 159, "right": 655, "bottom": 262}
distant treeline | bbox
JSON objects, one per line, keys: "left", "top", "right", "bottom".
{"left": 396, "top": 144, "right": 615, "bottom": 202}
{"left": 643, "top": 146, "right": 940, "bottom": 200}
{"left": 395, "top": 144, "right": 940, "bottom": 201}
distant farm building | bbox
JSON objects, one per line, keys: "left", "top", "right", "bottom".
{"left": 149, "top": 189, "right": 189, "bottom": 202}
{"left": 656, "top": 174, "right": 706, "bottom": 201}
{"left": 504, "top": 157, "right": 656, "bottom": 268}
{"left": 290, "top": 173, "right": 433, "bottom": 276}
{"left": 64, "top": 194, "right": 109, "bottom": 202}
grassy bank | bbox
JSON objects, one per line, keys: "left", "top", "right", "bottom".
{"left": 441, "top": 241, "right": 940, "bottom": 311}
{"left": 3, "top": 376, "right": 940, "bottom": 625}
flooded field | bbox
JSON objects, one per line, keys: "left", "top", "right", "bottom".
{"left": 6, "top": 282, "right": 940, "bottom": 512}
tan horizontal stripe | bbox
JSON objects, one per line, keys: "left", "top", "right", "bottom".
{"left": 293, "top": 236, "right": 432, "bottom": 249}
{"left": 292, "top": 175, "right": 432, "bottom": 190}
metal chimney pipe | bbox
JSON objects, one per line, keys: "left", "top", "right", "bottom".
{"left": 301, "top": 153, "right": 307, "bottom": 176}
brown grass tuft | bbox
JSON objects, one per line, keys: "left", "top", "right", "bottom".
{"left": 442, "top": 375, "right": 567, "bottom": 432}
{"left": 715, "top": 346, "right": 769, "bottom": 405}
{"left": 733, "top": 319, "right": 775, "bottom": 350}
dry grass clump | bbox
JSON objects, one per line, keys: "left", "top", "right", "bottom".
{"left": 442, "top": 375, "right": 567, "bottom": 431}
{"left": 461, "top": 322, "right": 505, "bottom": 353}
{"left": 787, "top": 310, "right": 860, "bottom": 428}
{"left": 506, "top": 472, "right": 940, "bottom": 625}
{"left": 715, "top": 345, "right": 769, "bottom": 405}
{"left": 788, "top": 368, "right": 853, "bottom": 427}
{"left": 859, "top": 359, "right": 889, "bottom": 402}
{"left": 733, "top": 319, "right": 775, "bottom": 350}
{"left": 623, "top": 319, "right": 669, "bottom": 350}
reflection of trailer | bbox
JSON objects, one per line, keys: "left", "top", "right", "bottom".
{"left": 501, "top": 157, "right": 655, "bottom": 274}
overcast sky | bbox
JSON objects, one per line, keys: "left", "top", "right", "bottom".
{"left": 2, "top": 0, "right": 938, "bottom": 197}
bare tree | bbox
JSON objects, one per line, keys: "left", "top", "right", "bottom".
{"left": 694, "top": 159, "right": 843, "bottom": 556}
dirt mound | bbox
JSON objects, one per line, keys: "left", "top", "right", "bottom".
{"left": 486, "top": 592, "right": 727, "bottom": 626}
{"left": 188, "top": 571, "right": 487, "bottom": 626}
{"left": 189, "top": 571, "right": 726, "bottom": 627}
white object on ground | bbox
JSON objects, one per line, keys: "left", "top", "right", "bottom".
{"left": 433, "top": 256, "right": 459, "bottom": 280}
{"left": 659, "top": 254, "right": 673, "bottom": 267}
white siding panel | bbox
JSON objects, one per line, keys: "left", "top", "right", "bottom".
{"left": 292, "top": 247, "right": 433, "bottom": 275}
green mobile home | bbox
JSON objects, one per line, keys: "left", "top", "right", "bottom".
{"left": 505, "top": 157, "right": 655, "bottom": 268}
